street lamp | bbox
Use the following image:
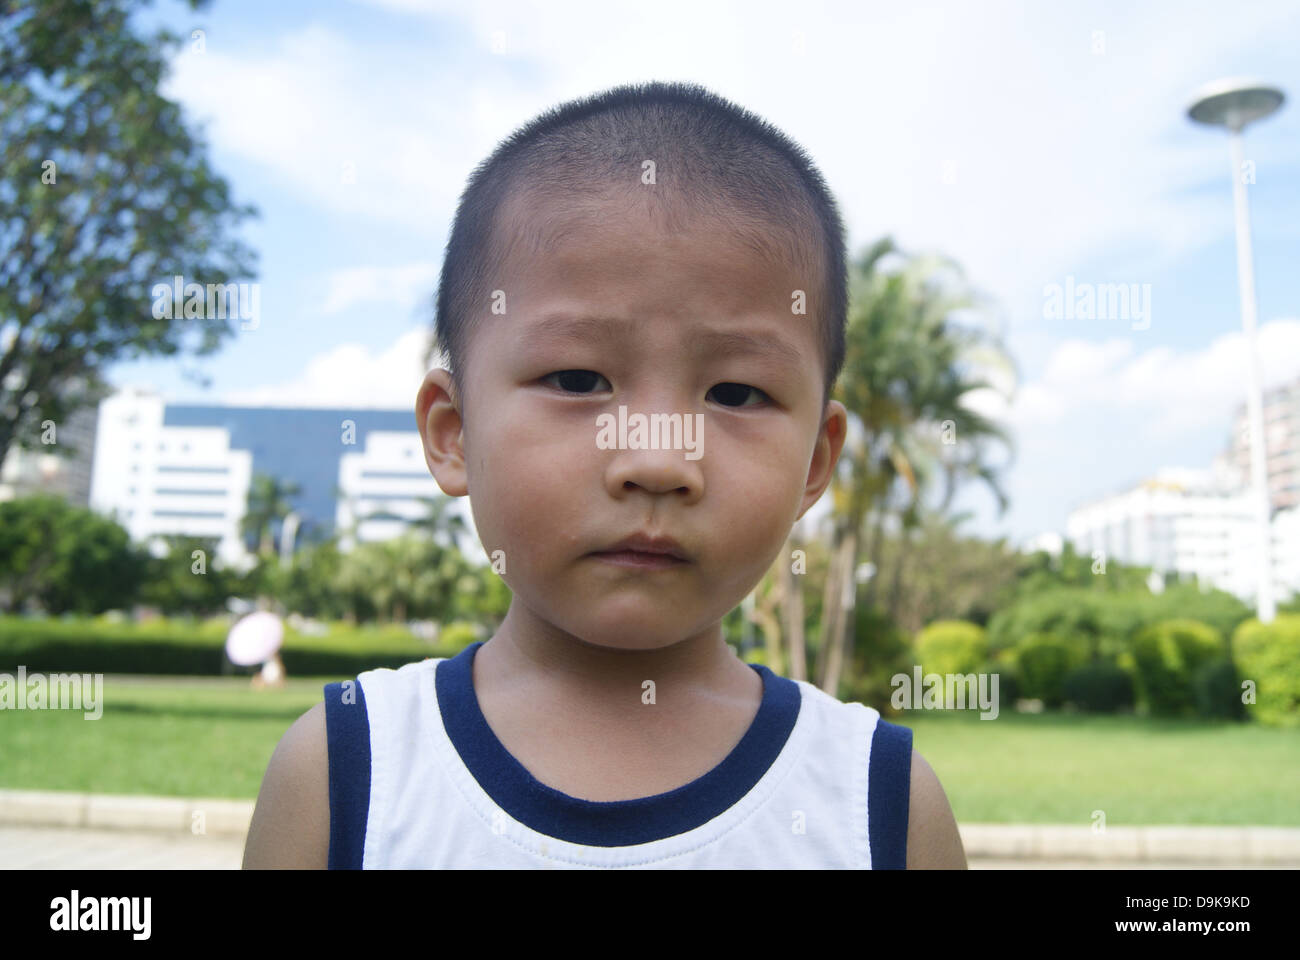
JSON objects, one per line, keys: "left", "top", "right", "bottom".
{"left": 279, "top": 510, "right": 301, "bottom": 570}
{"left": 1187, "top": 78, "right": 1285, "bottom": 624}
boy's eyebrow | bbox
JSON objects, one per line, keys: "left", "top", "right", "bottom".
{"left": 527, "top": 313, "right": 808, "bottom": 371}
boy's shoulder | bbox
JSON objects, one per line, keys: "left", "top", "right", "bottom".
{"left": 905, "top": 746, "right": 967, "bottom": 868}
{"left": 783, "top": 676, "right": 965, "bottom": 869}
{"left": 243, "top": 657, "right": 445, "bottom": 869}
{"left": 242, "top": 699, "right": 330, "bottom": 868}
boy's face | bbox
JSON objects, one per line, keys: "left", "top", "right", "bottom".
{"left": 418, "top": 189, "right": 847, "bottom": 651}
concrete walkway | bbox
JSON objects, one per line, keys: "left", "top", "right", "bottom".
{"left": 0, "top": 824, "right": 245, "bottom": 869}
{"left": 2, "top": 789, "right": 1298, "bottom": 868}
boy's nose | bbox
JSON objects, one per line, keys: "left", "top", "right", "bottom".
{"left": 603, "top": 444, "right": 704, "bottom": 503}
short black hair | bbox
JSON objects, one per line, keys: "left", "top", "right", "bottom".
{"left": 432, "top": 80, "right": 848, "bottom": 418}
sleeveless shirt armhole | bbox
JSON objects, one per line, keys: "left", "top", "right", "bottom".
{"left": 867, "top": 717, "right": 913, "bottom": 869}
{"left": 323, "top": 679, "right": 371, "bottom": 870}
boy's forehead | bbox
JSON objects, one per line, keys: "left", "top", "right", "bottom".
{"left": 496, "top": 186, "right": 819, "bottom": 316}
{"left": 478, "top": 185, "right": 827, "bottom": 399}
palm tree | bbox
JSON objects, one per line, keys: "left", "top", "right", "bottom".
{"left": 242, "top": 473, "right": 303, "bottom": 558}
{"left": 807, "top": 237, "right": 1016, "bottom": 697}
{"left": 409, "top": 496, "right": 470, "bottom": 554}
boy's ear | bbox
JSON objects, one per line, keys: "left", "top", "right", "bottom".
{"left": 796, "top": 399, "right": 848, "bottom": 521}
{"left": 415, "top": 368, "right": 468, "bottom": 497}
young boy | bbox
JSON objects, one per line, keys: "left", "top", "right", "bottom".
{"left": 242, "top": 81, "right": 966, "bottom": 869}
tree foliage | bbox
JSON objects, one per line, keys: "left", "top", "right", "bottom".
{"left": 0, "top": 494, "right": 145, "bottom": 613}
{"left": 0, "top": 0, "right": 257, "bottom": 465}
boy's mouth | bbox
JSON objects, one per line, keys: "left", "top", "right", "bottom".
{"left": 588, "top": 531, "right": 690, "bottom": 565}
{"left": 589, "top": 550, "right": 688, "bottom": 570}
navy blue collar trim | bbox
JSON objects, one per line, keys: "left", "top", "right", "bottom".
{"left": 436, "top": 641, "right": 801, "bottom": 847}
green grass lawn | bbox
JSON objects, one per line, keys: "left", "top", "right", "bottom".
{"left": 1, "top": 676, "right": 1297, "bottom": 825}
{"left": 0, "top": 675, "right": 332, "bottom": 801}
{"left": 905, "top": 709, "right": 1300, "bottom": 826}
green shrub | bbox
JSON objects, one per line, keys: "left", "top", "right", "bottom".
{"left": 436, "top": 621, "right": 482, "bottom": 653}
{"left": 1192, "top": 657, "right": 1245, "bottom": 720}
{"left": 1142, "top": 585, "right": 1251, "bottom": 644}
{"left": 1010, "top": 633, "right": 1086, "bottom": 707}
{"left": 1232, "top": 614, "right": 1300, "bottom": 728}
{"left": 846, "top": 604, "right": 914, "bottom": 713}
{"left": 1063, "top": 661, "right": 1135, "bottom": 713}
{"left": 986, "top": 588, "right": 1144, "bottom": 662}
{"left": 914, "top": 620, "right": 987, "bottom": 678}
{"left": 984, "top": 653, "right": 1018, "bottom": 706}
{"left": 1130, "top": 619, "right": 1225, "bottom": 717}
{"left": 986, "top": 585, "right": 1250, "bottom": 673}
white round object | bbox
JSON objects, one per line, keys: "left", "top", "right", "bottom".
{"left": 226, "top": 612, "right": 284, "bottom": 666}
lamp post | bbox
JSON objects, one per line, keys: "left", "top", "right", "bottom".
{"left": 1187, "top": 78, "right": 1285, "bottom": 623}
{"left": 279, "top": 510, "right": 301, "bottom": 570}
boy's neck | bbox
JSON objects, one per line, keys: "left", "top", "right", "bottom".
{"left": 483, "top": 604, "right": 744, "bottom": 690}
{"left": 468, "top": 603, "right": 766, "bottom": 801}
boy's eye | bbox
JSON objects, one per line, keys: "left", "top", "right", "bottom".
{"left": 541, "top": 369, "right": 610, "bottom": 393}
{"left": 540, "top": 371, "right": 768, "bottom": 407}
{"left": 708, "top": 382, "right": 769, "bottom": 408}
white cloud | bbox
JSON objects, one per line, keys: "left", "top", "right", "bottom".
{"left": 221, "top": 327, "right": 434, "bottom": 408}
{"left": 320, "top": 263, "right": 439, "bottom": 315}
{"left": 168, "top": 0, "right": 1300, "bottom": 326}
{"left": 1014, "top": 319, "right": 1300, "bottom": 433}
{"left": 163, "top": 24, "right": 477, "bottom": 229}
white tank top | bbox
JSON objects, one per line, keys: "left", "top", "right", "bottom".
{"left": 323, "top": 641, "right": 913, "bottom": 868}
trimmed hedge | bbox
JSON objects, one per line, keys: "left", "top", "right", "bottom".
{"left": 1130, "top": 619, "right": 1225, "bottom": 717}
{"left": 1193, "top": 657, "right": 1245, "bottom": 720}
{"left": 1232, "top": 614, "right": 1300, "bottom": 728}
{"left": 1063, "top": 661, "right": 1135, "bottom": 713}
{"left": 986, "top": 585, "right": 1250, "bottom": 662}
{"left": 0, "top": 615, "right": 477, "bottom": 677}
{"left": 1007, "top": 633, "right": 1087, "bottom": 708}
{"left": 914, "top": 620, "right": 988, "bottom": 678}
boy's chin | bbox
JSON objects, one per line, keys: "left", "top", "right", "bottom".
{"left": 562, "top": 621, "right": 715, "bottom": 653}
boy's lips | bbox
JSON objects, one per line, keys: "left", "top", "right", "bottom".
{"left": 589, "top": 531, "right": 690, "bottom": 562}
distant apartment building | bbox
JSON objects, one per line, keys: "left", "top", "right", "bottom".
{"left": 89, "top": 388, "right": 461, "bottom": 566}
{"left": 1220, "top": 374, "right": 1300, "bottom": 512}
{"left": 91, "top": 389, "right": 254, "bottom": 567}
{"left": 337, "top": 431, "right": 443, "bottom": 548}
{"left": 0, "top": 402, "right": 99, "bottom": 506}
{"left": 1065, "top": 467, "right": 1300, "bottom": 606}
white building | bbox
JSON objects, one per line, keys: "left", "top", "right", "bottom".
{"left": 0, "top": 402, "right": 98, "bottom": 506}
{"left": 1222, "top": 375, "right": 1300, "bottom": 512}
{"left": 89, "top": 388, "right": 472, "bottom": 567}
{"left": 90, "top": 388, "right": 253, "bottom": 568}
{"left": 1066, "top": 467, "right": 1300, "bottom": 606}
{"left": 336, "top": 431, "right": 449, "bottom": 549}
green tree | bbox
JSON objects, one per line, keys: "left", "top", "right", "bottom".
{"left": 812, "top": 238, "right": 1016, "bottom": 696}
{"left": 873, "top": 510, "right": 1022, "bottom": 633}
{"left": 138, "top": 534, "right": 233, "bottom": 615}
{"left": 0, "top": 0, "right": 257, "bottom": 466}
{"left": 276, "top": 538, "right": 349, "bottom": 620}
{"left": 0, "top": 495, "right": 145, "bottom": 613}
{"left": 409, "top": 496, "right": 470, "bottom": 554}
{"left": 242, "top": 473, "right": 302, "bottom": 557}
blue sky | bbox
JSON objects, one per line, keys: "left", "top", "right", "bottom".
{"left": 109, "top": 0, "right": 1300, "bottom": 546}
